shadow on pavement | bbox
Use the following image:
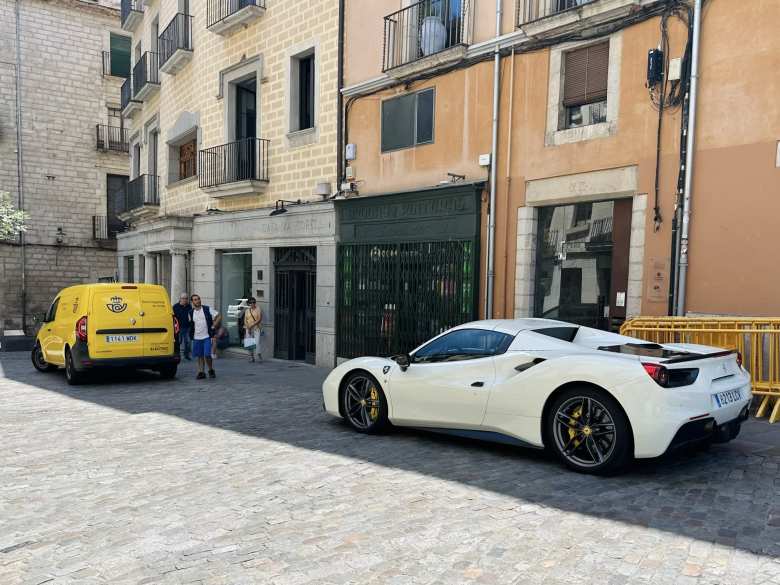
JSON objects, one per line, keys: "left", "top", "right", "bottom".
{"left": 2, "top": 352, "right": 779, "bottom": 558}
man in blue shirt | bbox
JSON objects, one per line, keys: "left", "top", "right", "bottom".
{"left": 173, "top": 293, "right": 192, "bottom": 360}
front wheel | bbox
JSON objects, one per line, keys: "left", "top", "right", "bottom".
{"left": 31, "top": 343, "right": 56, "bottom": 372}
{"left": 341, "top": 371, "right": 389, "bottom": 434}
{"left": 546, "top": 386, "right": 631, "bottom": 475}
{"left": 64, "top": 348, "right": 84, "bottom": 386}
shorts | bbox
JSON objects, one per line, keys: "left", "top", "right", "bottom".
{"left": 192, "top": 337, "right": 212, "bottom": 358}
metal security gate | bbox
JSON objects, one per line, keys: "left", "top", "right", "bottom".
{"left": 337, "top": 240, "right": 478, "bottom": 358}
{"left": 274, "top": 247, "right": 316, "bottom": 363}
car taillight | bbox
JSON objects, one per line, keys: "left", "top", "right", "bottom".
{"left": 173, "top": 316, "right": 180, "bottom": 335}
{"left": 642, "top": 362, "right": 670, "bottom": 387}
{"left": 736, "top": 351, "right": 743, "bottom": 368}
{"left": 76, "top": 316, "right": 88, "bottom": 342}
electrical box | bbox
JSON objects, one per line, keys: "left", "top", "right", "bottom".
{"left": 345, "top": 143, "right": 357, "bottom": 161}
{"left": 478, "top": 153, "right": 491, "bottom": 167}
{"left": 647, "top": 48, "right": 664, "bottom": 87}
{"left": 668, "top": 57, "right": 682, "bottom": 81}
{"left": 345, "top": 165, "right": 355, "bottom": 180}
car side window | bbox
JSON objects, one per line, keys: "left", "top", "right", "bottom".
{"left": 413, "top": 329, "right": 514, "bottom": 363}
{"left": 45, "top": 298, "right": 60, "bottom": 323}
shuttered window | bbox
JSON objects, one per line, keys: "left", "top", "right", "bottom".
{"left": 110, "top": 33, "right": 131, "bottom": 78}
{"left": 179, "top": 139, "right": 197, "bottom": 180}
{"left": 563, "top": 42, "right": 609, "bottom": 107}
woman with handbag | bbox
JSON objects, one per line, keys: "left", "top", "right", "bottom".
{"left": 243, "top": 297, "right": 263, "bottom": 362}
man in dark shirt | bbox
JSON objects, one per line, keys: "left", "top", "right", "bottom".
{"left": 173, "top": 293, "right": 192, "bottom": 360}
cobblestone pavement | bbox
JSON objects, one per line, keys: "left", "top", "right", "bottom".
{"left": 1, "top": 352, "right": 779, "bottom": 585}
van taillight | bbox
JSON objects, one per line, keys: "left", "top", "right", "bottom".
{"left": 76, "top": 316, "right": 88, "bottom": 342}
{"left": 173, "top": 316, "right": 180, "bottom": 335}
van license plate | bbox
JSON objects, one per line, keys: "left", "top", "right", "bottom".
{"left": 105, "top": 335, "right": 138, "bottom": 343}
{"left": 714, "top": 389, "right": 742, "bottom": 408}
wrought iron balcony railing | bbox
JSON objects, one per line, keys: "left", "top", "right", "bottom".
{"left": 120, "top": 76, "right": 133, "bottom": 110}
{"left": 96, "top": 125, "right": 129, "bottom": 153}
{"left": 92, "top": 215, "right": 125, "bottom": 240}
{"left": 517, "top": 0, "right": 597, "bottom": 25}
{"left": 206, "top": 0, "right": 266, "bottom": 31}
{"left": 383, "top": 0, "right": 470, "bottom": 71}
{"left": 121, "top": 0, "right": 143, "bottom": 29}
{"left": 159, "top": 13, "right": 193, "bottom": 71}
{"left": 132, "top": 52, "right": 160, "bottom": 98}
{"left": 198, "top": 138, "right": 270, "bottom": 189}
{"left": 122, "top": 175, "right": 160, "bottom": 213}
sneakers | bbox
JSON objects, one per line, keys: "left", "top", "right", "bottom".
{"left": 208, "top": 369, "right": 216, "bottom": 379}
{"left": 196, "top": 372, "right": 206, "bottom": 380}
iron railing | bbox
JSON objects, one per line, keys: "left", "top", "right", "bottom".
{"left": 132, "top": 52, "right": 159, "bottom": 97}
{"left": 102, "top": 51, "right": 130, "bottom": 78}
{"left": 122, "top": 175, "right": 159, "bottom": 212}
{"left": 96, "top": 125, "right": 129, "bottom": 153}
{"left": 383, "top": 0, "right": 470, "bottom": 71}
{"left": 92, "top": 215, "right": 125, "bottom": 240}
{"left": 159, "top": 13, "right": 193, "bottom": 69}
{"left": 120, "top": 76, "right": 133, "bottom": 110}
{"left": 518, "top": 0, "right": 598, "bottom": 25}
{"left": 198, "top": 138, "right": 270, "bottom": 189}
{"left": 120, "top": 0, "right": 142, "bottom": 27}
{"left": 206, "top": 0, "right": 266, "bottom": 30}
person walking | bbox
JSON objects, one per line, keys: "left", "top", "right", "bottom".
{"left": 173, "top": 293, "right": 192, "bottom": 360}
{"left": 188, "top": 294, "right": 222, "bottom": 380}
{"left": 243, "top": 297, "right": 263, "bottom": 362}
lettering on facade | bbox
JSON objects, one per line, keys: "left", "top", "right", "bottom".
{"left": 342, "top": 195, "right": 471, "bottom": 223}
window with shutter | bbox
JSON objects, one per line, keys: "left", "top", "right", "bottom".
{"left": 562, "top": 42, "right": 609, "bottom": 129}
{"left": 179, "top": 139, "right": 197, "bottom": 180}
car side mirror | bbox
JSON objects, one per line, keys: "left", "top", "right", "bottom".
{"left": 393, "top": 353, "right": 411, "bottom": 372}
{"left": 32, "top": 312, "right": 47, "bottom": 324}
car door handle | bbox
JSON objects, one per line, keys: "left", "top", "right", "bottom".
{"left": 471, "top": 381, "right": 485, "bottom": 388}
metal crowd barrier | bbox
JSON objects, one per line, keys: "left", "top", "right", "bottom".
{"left": 620, "top": 317, "right": 780, "bottom": 423}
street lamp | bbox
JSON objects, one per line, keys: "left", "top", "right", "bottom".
{"left": 269, "top": 199, "right": 302, "bottom": 216}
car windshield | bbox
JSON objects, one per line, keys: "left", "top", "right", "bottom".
{"left": 413, "top": 329, "right": 514, "bottom": 363}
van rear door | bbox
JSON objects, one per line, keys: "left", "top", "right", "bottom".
{"left": 89, "top": 285, "right": 144, "bottom": 359}
{"left": 140, "top": 286, "right": 174, "bottom": 358}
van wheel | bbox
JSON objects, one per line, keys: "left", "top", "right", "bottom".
{"left": 158, "top": 364, "right": 177, "bottom": 380}
{"left": 64, "top": 348, "right": 84, "bottom": 386}
{"left": 31, "top": 343, "right": 56, "bottom": 372}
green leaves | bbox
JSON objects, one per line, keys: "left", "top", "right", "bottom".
{"left": 0, "top": 191, "right": 28, "bottom": 240}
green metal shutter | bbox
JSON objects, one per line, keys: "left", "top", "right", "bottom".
{"left": 110, "top": 33, "right": 131, "bottom": 78}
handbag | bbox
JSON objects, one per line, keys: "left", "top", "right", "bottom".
{"left": 243, "top": 334, "right": 256, "bottom": 350}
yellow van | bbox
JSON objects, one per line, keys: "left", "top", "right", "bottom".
{"left": 32, "top": 283, "right": 180, "bottom": 384}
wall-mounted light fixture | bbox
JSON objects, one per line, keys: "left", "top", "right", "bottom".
{"left": 55, "top": 227, "right": 66, "bottom": 244}
{"left": 269, "top": 199, "right": 302, "bottom": 217}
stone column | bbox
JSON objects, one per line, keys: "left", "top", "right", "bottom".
{"left": 170, "top": 250, "right": 188, "bottom": 303}
{"left": 144, "top": 253, "right": 157, "bottom": 284}
{"left": 117, "top": 256, "right": 127, "bottom": 282}
{"left": 134, "top": 254, "right": 144, "bottom": 283}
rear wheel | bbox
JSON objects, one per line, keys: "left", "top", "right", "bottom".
{"left": 31, "top": 343, "right": 56, "bottom": 372}
{"left": 158, "top": 364, "right": 177, "bottom": 380}
{"left": 64, "top": 348, "right": 84, "bottom": 386}
{"left": 546, "top": 386, "right": 631, "bottom": 475}
{"left": 341, "top": 371, "right": 388, "bottom": 434}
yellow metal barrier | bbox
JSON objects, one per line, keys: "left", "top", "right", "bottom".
{"left": 620, "top": 317, "right": 780, "bottom": 423}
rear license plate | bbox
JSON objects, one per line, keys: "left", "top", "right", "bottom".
{"left": 714, "top": 389, "right": 742, "bottom": 408}
{"left": 105, "top": 335, "right": 138, "bottom": 343}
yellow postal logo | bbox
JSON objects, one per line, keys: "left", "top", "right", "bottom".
{"left": 106, "top": 296, "right": 128, "bottom": 313}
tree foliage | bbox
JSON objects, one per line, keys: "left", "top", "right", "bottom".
{"left": 0, "top": 191, "right": 28, "bottom": 240}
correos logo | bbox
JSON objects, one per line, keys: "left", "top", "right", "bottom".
{"left": 106, "top": 296, "right": 128, "bottom": 313}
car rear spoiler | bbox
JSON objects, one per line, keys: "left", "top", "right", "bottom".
{"left": 663, "top": 348, "right": 737, "bottom": 364}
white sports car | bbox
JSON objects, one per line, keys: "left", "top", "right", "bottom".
{"left": 322, "top": 319, "right": 752, "bottom": 474}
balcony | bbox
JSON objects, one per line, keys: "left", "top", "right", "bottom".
{"left": 383, "top": 0, "right": 471, "bottom": 78}
{"left": 517, "top": 0, "right": 639, "bottom": 39}
{"left": 120, "top": 0, "right": 143, "bottom": 32}
{"left": 159, "top": 13, "right": 193, "bottom": 75}
{"left": 199, "top": 138, "right": 270, "bottom": 198}
{"left": 132, "top": 52, "right": 160, "bottom": 101}
{"left": 119, "top": 175, "right": 160, "bottom": 220}
{"left": 206, "top": 0, "right": 266, "bottom": 36}
{"left": 121, "top": 76, "right": 141, "bottom": 117}
{"left": 92, "top": 216, "right": 125, "bottom": 248}
{"left": 96, "top": 125, "right": 129, "bottom": 153}
{"left": 102, "top": 51, "right": 130, "bottom": 78}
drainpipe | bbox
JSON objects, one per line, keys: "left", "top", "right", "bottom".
{"left": 14, "top": 0, "right": 27, "bottom": 333}
{"left": 485, "top": 0, "right": 502, "bottom": 319}
{"left": 336, "top": 0, "right": 345, "bottom": 188}
{"left": 675, "top": 0, "right": 702, "bottom": 316}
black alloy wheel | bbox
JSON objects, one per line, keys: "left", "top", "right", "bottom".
{"left": 31, "top": 343, "right": 56, "bottom": 372}
{"left": 342, "top": 372, "right": 388, "bottom": 434}
{"left": 547, "top": 386, "right": 631, "bottom": 475}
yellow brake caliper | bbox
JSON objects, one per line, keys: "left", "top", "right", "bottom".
{"left": 369, "top": 386, "right": 379, "bottom": 421}
{"left": 568, "top": 406, "right": 583, "bottom": 448}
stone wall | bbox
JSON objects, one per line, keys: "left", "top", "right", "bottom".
{"left": 0, "top": 0, "right": 128, "bottom": 331}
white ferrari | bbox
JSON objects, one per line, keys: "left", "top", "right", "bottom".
{"left": 322, "top": 319, "right": 752, "bottom": 474}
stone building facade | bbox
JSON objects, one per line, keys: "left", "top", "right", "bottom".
{"left": 0, "top": 0, "right": 129, "bottom": 333}
{"left": 116, "top": 0, "right": 340, "bottom": 367}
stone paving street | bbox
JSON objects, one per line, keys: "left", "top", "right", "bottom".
{"left": 1, "top": 352, "right": 780, "bottom": 585}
